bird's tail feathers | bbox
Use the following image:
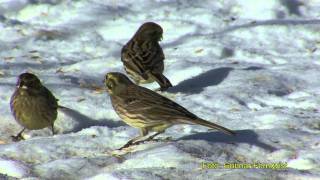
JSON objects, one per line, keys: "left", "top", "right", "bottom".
{"left": 186, "top": 118, "right": 236, "bottom": 136}
{"left": 150, "top": 72, "right": 172, "bottom": 90}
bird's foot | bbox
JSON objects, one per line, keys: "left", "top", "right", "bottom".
{"left": 113, "top": 147, "right": 135, "bottom": 155}
{"left": 117, "top": 136, "right": 171, "bottom": 150}
{"left": 134, "top": 136, "right": 172, "bottom": 145}
{"left": 117, "top": 139, "right": 135, "bottom": 150}
{"left": 11, "top": 134, "right": 25, "bottom": 142}
{"left": 51, "top": 126, "right": 56, "bottom": 136}
{"left": 149, "top": 136, "right": 172, "bottom": 142}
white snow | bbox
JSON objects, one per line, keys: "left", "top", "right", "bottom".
{"left": 0, "top": 158, "right": 29, "bottom": 178}
{"left": 0, "top": 0, "right": 320, "bottom": 179}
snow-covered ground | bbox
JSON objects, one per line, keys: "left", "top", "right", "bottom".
{"left": 0, "top": 0, "right": 320, "bottom": 179}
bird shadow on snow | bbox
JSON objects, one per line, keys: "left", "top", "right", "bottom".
{"left": 58, "top": 106, "right": 126, "bottom": 134}
{"left": 178, "top": 129, "right": 276, "bottom": 152}
{"left": 168, "top": 67, "right": 233, "bottom": 94}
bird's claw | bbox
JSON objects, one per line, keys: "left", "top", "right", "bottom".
{"left": 148, "top": 137, "right": 172, "bottom": 142}
{"left": 117, "top": 140, "right": 135, "bottom": 150}
{"left": 117, "top": 136, "right": 172, "bottom": 151}
{"left": 11, "top": 134, "right": 24, "bottom": 142}
{"left": 134, "top": 136, "right": 172, "bottom": 144}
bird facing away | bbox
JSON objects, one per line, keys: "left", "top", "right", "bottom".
{"left": 121, "top": 22, "right": 172, "bottom": 91}
{"left": 104, "top": 72, "right": 235, "bottom": 150}
{"left": 10, "top": 72, "right": 58, "bottom": 141}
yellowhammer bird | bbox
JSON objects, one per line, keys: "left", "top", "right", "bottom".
{"left": 10, "top": 72, "right": 58, "bottom": 141}
{"left": 121, "top": 22, "right": 172, "bottom": 91}
{"left": 104, "top": 72, "right": 235, "bottom": 150}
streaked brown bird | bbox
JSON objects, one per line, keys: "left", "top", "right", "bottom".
{"left": 104, "top": 72, "right": 235, "bottom": 150}
{"left": 10, "top": 72, "right": 58, "bottom": 141}
{"left": 121, "top": 22, "right": 172, "bottom": 91}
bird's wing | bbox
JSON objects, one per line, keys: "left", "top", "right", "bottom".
{"left": 121, "top": 44, "right": 146, "bottom": 76}
{"left": 121, "top": 41, "right": 164, "bottom": 76}
{"left": 123, "top": 85, "right": 198, "bottom": 122}
{"left": 41, "top": 86, "right": 58, "bottom": 109}
{"left": 123, "top": 85, "right": 235, "bottom": 136}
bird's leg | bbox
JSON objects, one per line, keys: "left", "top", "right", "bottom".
{"left": 118, "top": 137, "right": 139, "bottom": 150}
{"left": 118, "top": 128, "right": 148, "bottom": 150}
{"left": 143, "top": 130, "right": 164, "bottom": 142}
{"left": 134, "top": 130, "right": 166, "bottom": 145}
{"left": 137, "top": 124, "right": 171, "bottom": 143}
{"left": 51, "top": 124, "right": 55, "bottom": 135}
{"left": 11, "top": 128, "right": 26, "bottom": 142}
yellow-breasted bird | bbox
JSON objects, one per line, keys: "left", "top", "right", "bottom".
{"left": 104, "top": 72, "right": 235, "bottom": 149}
{"left": 10, "top": 72, "right": 58, "bottom": 141}
{"left": 121, "top": 22, "right": 172, "bottom": 91}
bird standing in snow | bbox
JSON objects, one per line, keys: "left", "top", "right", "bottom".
{"left": 104, "top": 72, "right": 235, "bottom": 150}
{"left": 121, "top": 22, "right": 172, "bottom": 91}
{"left": 10, "top": 72, "right": 58, "bottom": 141}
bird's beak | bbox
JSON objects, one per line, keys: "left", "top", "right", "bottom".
{"left": 160, "top": 35, "right": 163, "bottom": 41}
